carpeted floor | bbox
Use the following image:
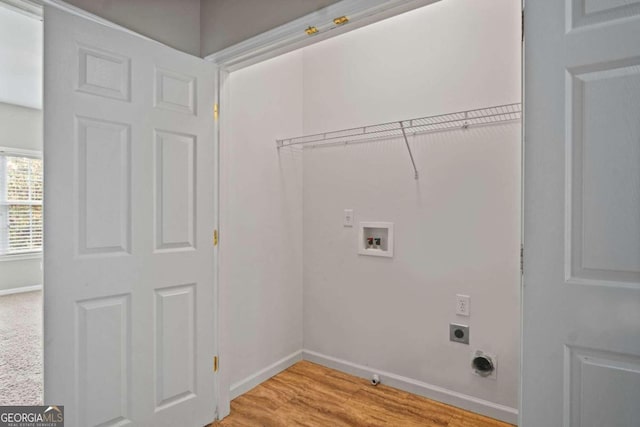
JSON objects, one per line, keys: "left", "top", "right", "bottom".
{"left": 0, "top": 290, "right": 43, "bottom": 405}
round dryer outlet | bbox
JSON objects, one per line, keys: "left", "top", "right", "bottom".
{"left": 471, "top": 350, "right": 497, "bottom": 379}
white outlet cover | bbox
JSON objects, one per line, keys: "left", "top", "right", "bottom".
{"left": 456, "top": 294, "right": 470, "bottom": 316}
{"left": 343, "top": 209, "right": 354, "bottom": 227}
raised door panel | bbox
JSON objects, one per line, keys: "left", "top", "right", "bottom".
{"left": 569, "top": 0, "right": 640, "bottom": 29}
{"left": 154, "top": 130, "right": 196, "bottom": 252}
{"left": 77, "top": 45, "right": 131, "bottom": 102}
{"left": 154, "top": 68, "right": 197, "bottom": 115}
{"left": 154, "top": 284, "right": 196, "bottom": 411}
{"left": 568, "top": 62, "right": 640, "bottom": 287}
{"left": 77, "top": 117, "right": 131, "bottom": 256}
{"left": 77, "top": 295, "right": 131, "bottom": 427}
{"left": 566, "top": 346, "right": 640, "bottom": 427}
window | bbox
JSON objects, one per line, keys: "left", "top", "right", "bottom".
{"left": 0, "top": 151, "right": 43, "bottom": 257}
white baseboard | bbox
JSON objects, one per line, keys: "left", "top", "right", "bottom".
{"left": 229, "top": 350, "right": 303, "bottom": 399}
{"left": 227, "top": 348, "right": 518, "bottom": 424}
{"left": 0, "top": 284, "right": 42, "bottom": 296}
{"left": 302, "top": 349, "right": 518, "bottom": 425}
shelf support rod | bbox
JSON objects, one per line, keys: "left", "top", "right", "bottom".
{"left": 400, "top": 121, "right": 419, "bottom": 180}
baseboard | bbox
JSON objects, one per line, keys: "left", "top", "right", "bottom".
{"left": 0, "top": 284, "right": 42, "bottom": 297}
{"left": 229, "top": 350, "right": 303, "bottom": 400}
{"left": 302, "top": 349, "right": 518, "bottom": 425}
{"left": 227, "top": 348, "right": 518, "bottom": 424}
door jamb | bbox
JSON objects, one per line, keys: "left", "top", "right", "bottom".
{"left": 519, "top": 2, "right": 525, "bottom": 426}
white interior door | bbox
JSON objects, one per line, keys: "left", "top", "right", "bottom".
{"left": 523, "top": 1, "right": 640, "bottom": 426}
{"left": 43, "top": 6, "right": 216, "bottom": 426}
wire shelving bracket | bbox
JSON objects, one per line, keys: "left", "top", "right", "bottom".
{"left": 276, "top": 103, "right": 522, "bottom": 180}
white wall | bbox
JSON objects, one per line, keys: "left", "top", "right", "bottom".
{"left": 0, "top": 6, "right": 42, "bottom": 109}
{"left": 0, "top": 256, "right": 42, "bottom": 292}
{"left": 221, "top": 52, "right": 304, "bottom": 387}
{"left": 302, "top": 0, "right": 521, "bottom": 133}
{"left": 0, "top": 102, "right": 43, "bottom": 292}
{"left": 301, "top": 0, "right": 521, "bottom": 413}
{"left": 64, "top": 0, "right": 201, "bottom": 56}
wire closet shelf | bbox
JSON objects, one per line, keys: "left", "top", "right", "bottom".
{"left": 276, "top": 102, "right": 521, "bottom": 180}
{"left": 276, "top": 102, "right": 522, "bottom": 149}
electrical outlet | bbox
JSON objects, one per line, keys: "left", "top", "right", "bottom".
{"left": 343, "top": 209, "right": 354, "bottom": 227}
{"left": 456, "top": 294, "right": 470, "bottom": 316}
{"left": 450, "top": 323, "right": 469, "bottom": 344}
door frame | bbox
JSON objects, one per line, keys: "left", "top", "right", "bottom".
{"left": 205, "top": 0, "right": 524, "bottom": 421}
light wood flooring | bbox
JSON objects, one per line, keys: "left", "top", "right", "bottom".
{"left": 211, "top": 361, "right": 515, "bottom": 426}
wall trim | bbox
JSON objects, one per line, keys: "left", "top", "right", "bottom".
{"left": 0, "top": 0, "right": 42, "bottom": 19}
{"left": 0, "top": 253, "right": 42, "bottom": 262}
{"left": 0, "top": 146, "right": 42, "bottom": 159}
{"left": 302, "top": 350, "right": 518, "bottom": 425}
{"left": 204, "top": 0, "right": 440, "bottom": 71}
{"left": 0, "top": 284, "right": 42, "bottom": 296}
{"left": 229, "top": 350, "right": 303, "bottom": 400}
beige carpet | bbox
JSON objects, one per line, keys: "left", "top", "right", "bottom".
{"left": 0, "top": 290, "right": 43, "bottom": 405}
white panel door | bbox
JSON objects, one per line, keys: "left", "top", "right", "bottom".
{"left": 523, "top": 1, "right": 640, "bottom": 426}
{"left": 43, "top": 6, "right": 216, "bottom": 426}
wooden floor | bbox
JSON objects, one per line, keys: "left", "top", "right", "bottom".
{"left": 211, "top": 361, "right": 515, "bottom": 426}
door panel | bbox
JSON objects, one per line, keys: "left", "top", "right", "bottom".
{"left": 77, "top": 295, "right": 131, "bottom": 426}
{"left": 44, "top": 6, "right": 216, "bottom": 426}
{"left": 523, "top": 0, "right": 640, "bottom": 426}
{"left": 77, "top": 117, "right": 132, "bottom": 255}
{"left": 154, "top": 284, "right": 196, "bottom": 410}
{"left": 154, "top": 130, "right": 196, "bottom": 251}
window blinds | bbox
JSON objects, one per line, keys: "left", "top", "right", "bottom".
{"left": 0, "top": 154, "right": 43, "bottom": 256}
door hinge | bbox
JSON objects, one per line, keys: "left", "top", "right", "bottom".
{"left": 333, "top": 16, "right": 349, "bottom": 25}
{"left": 214, "top": 103, "right": 219, "bottom": 121}
{"left": 213, "top": 356, "right": 219, "bottom": 373}
{"left": 213, "top": 229, "right": 218, "bottom": 246}
{"left": 521, "top": 8, "right": 524, "bottom": 42}
{"left": 520, "top": 244, "right": 524, "bottom": 275}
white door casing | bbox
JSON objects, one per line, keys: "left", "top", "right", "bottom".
{"left": 522, "top": 1, "right": 640, "bottom": 426}
{"left": 44, "top": 6, "right": 216, "bottom": 426}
